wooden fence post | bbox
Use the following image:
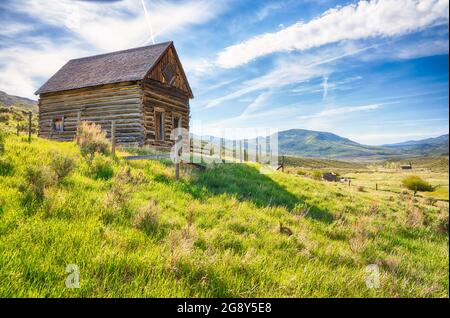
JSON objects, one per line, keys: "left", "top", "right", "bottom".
{"left": 239, "top": 140, "right": 243, "bottom": 163}
{"left": 259, "top": 144, "right": 262, "bottom": 164}
{"left": 281, "top": 155, "right": 285, "bottom": 172}
{"left": 76, "top": 111, "right": 81, "bottom": 144}
{"left": 111, "top": 120, "right": 116, "bottom": 156}
{"left": 28, "top": 112, "right": 32, "bottom": 142}
{"left": 16, "top": 124, "right": 19, "bottom": 136}
{"left": 175, "top": 163, "right": 180, "bottom": 180}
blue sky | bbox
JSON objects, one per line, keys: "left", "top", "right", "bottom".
{"left": 0, "top": 0, "right": 448, "bottom": 144}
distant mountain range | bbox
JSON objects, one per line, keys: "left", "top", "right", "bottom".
{"left": 278, "top": 129, "right": 448, "bottom": 160}
{"left": 0, "top": 90, "right": 38, "bottom": 112}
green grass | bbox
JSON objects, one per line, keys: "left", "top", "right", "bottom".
{"left": 0, "top": 133, "right": 448, "bottom": 297}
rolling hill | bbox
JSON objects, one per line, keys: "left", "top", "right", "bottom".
{"left": 0, "top": 90, "right": 38, "bottom": 112}
{"left": 278, "top": 129, "right": 449, "bottom": 159}
{"left": 384, "top": 134, "right": 449, "bottom": 156}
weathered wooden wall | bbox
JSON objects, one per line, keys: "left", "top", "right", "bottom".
{"left": 141, "top": 79, "right": 190, "bottom": 149}
{"left": 38, "top": 81, "right": 145, "bottom": 144}
{"left": 147, "top": 45, "right": 191, "bottom": 96}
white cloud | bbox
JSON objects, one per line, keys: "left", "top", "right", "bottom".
{"left": 10, "top": 0, "right": 223, "bottom": 52}
{"left": 204, "top": 44, "right": 372, "bottom": 108}
{"left": 322, "top": 76, "right": 329, "bottom": 100}
{"left": 217, "top": 0, "right": 449, "bottom": 68}
{"left": 298, "top": 104, "right": 383, "bottom": 120}
{"left": 0, "top": 39, "right": 88, "bottom": 99}
{"left": 0, "top": 22, "right": 33, "bottom": 36}
{"left": 0, "top": 0, "right": 225, "bottom": 98}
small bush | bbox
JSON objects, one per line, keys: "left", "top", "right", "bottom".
{"left": 425, "top": 197, "right": 437, "bottom": 206}
{"left": 133, "top": 200, "right": 160, "bottom": 234}
{"left": 0, "top": 129, "right": 5, "bottom": 155}
{"left": 436, "top": 210, "right": 449, "bottom": 234}
{"left": 297, "top": 169, "right": 307, "bottom": 176}
{"left": 91, "top": 154, "right": 114, "bottom": 180}
{"left": 402, "top": 176, "right": 433, "bottom": 192}
{"left": 405, "top": 203, "right": 423, "bottom": 228}
{"left": 0, "top": 158, "right": 13, "bottom": 176}
{"left": 19, "top": 166, "right": 55, "bottom": 203}
{"left": 357, "top": 185, "right": 365, "bottom": 192}
{"left": 311, "top": 170, "right": 322, "bottom": 180}
{"left": 50, "top": 153, "right": 76, "bottom": 182}
{"left": 104, "top": 170, "right": 131, "bottom": 211}
{"left": 76, "top": 121, "right": 110, "bottom": 165}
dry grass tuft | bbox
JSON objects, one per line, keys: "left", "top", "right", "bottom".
{"left": 133, "top": 200, "right": 160, "bottom": 233}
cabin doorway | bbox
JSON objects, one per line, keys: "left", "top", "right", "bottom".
{"left": 155, "top": 111, "right": 164, "bottom": 141}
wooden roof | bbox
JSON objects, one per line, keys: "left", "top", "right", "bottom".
{"left": 35, "top": 41, "right": 193, "bottom": 98}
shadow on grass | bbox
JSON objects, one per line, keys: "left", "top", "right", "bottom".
{"left": 186, "top": 164, "right": 299, "bottom": 210}
{"left": 180, "top": 164, "right": 333, "bottom": 223}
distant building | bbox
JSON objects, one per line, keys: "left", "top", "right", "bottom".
{"left": 322, "top": 172, "right": 337, "bottom": 182}
{"left": 400, "top": 163, "right": 412, "bottom": 170}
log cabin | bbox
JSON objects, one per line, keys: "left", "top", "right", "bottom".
{"left": 35, "top": 41, "right": 193, "bottom": 149}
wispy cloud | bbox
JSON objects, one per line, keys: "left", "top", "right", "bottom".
{"left": 297, "top": 104, "right": 383, "bottom": 120}
{"left": 217, "top": 0, "right": 449, "bottom": 68}
{"left": 322, "top": 76, "right": 329, "bottom": 100}
{"left": 204, "top": 44, "right": 373, "bottom": 109}
{"left": 0, "top": 0, "right": 226, "bottom": 98}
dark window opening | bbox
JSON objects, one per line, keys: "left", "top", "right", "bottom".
{"left": 163, "top": 64, "right": 176, "bottom": 86}
{"left": 155, "top": 111, "right": 164, "bottom": 141}
{"left": 173, "top": 115, "right": 182, "bottom": 129}
{"left": 53, "top": 117, "right": 64, "bottom": 132}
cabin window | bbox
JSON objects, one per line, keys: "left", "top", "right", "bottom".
{"left": 163, "top": 64, "right": 176, "bottom": 86}
{"left": 173, "top": 115, "right": 182, "bottom": 129}
{"left": 155, "top": 111, "right": 165, "bottom": 141}
{"left": 52, "top": 116, "right": 64, "bottom": 132}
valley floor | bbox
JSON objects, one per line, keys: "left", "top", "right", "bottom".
{"left": 0, "top": 135, "right": 448, "bottom": 297}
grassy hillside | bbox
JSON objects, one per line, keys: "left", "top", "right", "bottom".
{"left": 385, "top": 135, "right": 449, "bottom": 156}
{"left": 379, "top": 156, "right": 449, "bottom": 173}
{"left": 0, "top": 133, "right": 448, "bottom": 297}
{"left": 0, "top": 106, "right": 38, "bottom": 134}
{"left": 278, "top": 129, "right": 396, "bottom": 159}
{"left": 282, "top": 155, "right": 368, "bottom": 171}
{"left": 277, "top": 129, "right": 448, "bottom": 159}
{"left": 0, "top": 90, "right": 38, "bottom": 112}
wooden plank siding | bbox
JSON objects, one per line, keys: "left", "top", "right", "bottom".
{"left": 141, "top": 79, "right": 190, "bottom": 149}
{"left": 38, "top": 81, "right": 145, "bottom": 144}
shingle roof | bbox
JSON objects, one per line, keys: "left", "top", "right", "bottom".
{"left": 35, "top": 41, "right": 174, "bottom": 95}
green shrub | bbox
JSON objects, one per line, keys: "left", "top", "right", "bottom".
{"left": 50, "top": 153, "right": 76, "bottom": 182}
{"left": 402, "top": 176, "right": 433, "bottom": 192}
{"left": 311, "top": 170, "right": 322, "bottom": 180}
{"left": 133, "top": 200, "right": 160, "bottom": 234}
{"left": 0, "top": 129, "right": 5, "bottom": 155}
{"left": 297, "top": 169, "right": 307, "bottom": 176}
{"left": 0, "top": 158, "right": 13, "bottom": 176}
{"left": 19, "top": 166, "right": 55, "bottom": 203}
{"left": 76, "top": 121, "right": 110, "bottom": 165}
{"left": 91, "top": 154, "right": 114, "bottom": 180}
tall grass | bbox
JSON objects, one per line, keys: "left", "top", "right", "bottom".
{"left": 0, "top": 133, "right": 448, "bottom": 297}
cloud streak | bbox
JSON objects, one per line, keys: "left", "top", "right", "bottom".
{"left": 217, "top": 0, "right": 449, "bottom": 68}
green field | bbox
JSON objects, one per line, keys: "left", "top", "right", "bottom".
{"left": 0, "top": 133, "right": 448, "bottom": 297}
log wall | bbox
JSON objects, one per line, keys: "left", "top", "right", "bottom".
{"left": 38, "top": 82, "right": 145, "bottom": 144}
{"left": 141, "top": 79, "right": 190, "bottom": 149}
